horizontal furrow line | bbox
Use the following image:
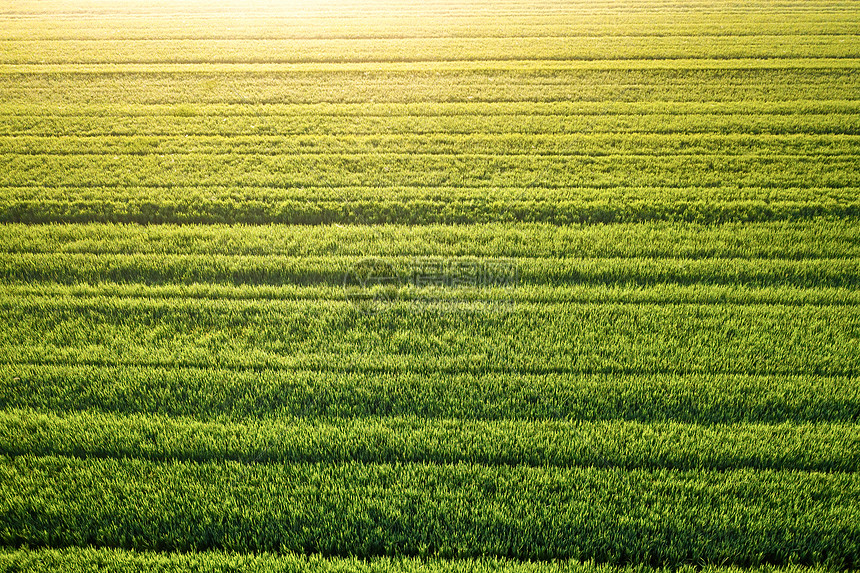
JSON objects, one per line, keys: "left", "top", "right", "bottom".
{"left": 7, "top": 21, "right": 860, "bottom": 41}
{"left": 1, "top": 410, "right": 858, "bottom": 472}
{"left": 2, "top": 254, "right": 857, "bottom": 288}
{"left": 6, "top": 150, "right": 857, "bottom": 158}
{"left": 4, "top": 221, "right": 855, "bottom": 260}
{"left": 9, "top": 33, "right": 860, "bottom": 40}
{"left": 3, "top": 133, "right": 859, "bottom": 157}
{"left": 0, "top": 547, "right": 846, "bottom": 573}
{"left": 7, "top": 125, "right": 857, "bottom": 137}
{"left": 2, "top": 194, "right": 856, "bottom": 225}
{"left": 3, "top": 100, "right": 858, "bottom": 116}
{"left": 3, "top": 364, "right": 856, "bottom": 424}
{"left": 4, "top": 59, "right": 859, "bottom": 76}
{"left": 5, "top": 283, "right": 860, "bottom": 307}
{"left": 2, "top": 154, "right": 856, "bottom": 189}
{"left": 8, "top": 36, "right": 860, "bottom": 64}
{"left": 2, "top": 356, "right": 855, "bottom": 381}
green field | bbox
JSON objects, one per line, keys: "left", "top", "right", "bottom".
{"left": 1, "top": 0, "right": 859, "bottom": 571}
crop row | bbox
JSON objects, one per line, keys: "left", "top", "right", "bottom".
{"left": 3, "top": 184, "right": 857, "bottom": 224}
{"left": 4, "top": 221, "right": 855, "bottom": 260}
{"left": 2, "top": 363, "right": 857, "bottom": 424}
{"left": 4, "top": 35, "right": 858, "bottom": 65}
{"left": 2, "top": 297, "right": 857, "bottom": 376}
{"left": 2, "top": 0, "right": 663, "bottom": 18}
{"left": 1, "top": 410, "right": 858, "bottom": 472}
{"left": 8, "top": 23, "right": 860, "bottom": 43}
{"left": 5, "top": 99, "right": 858, "bottom": 117}
{"left": 5, "top": 5, "right": 858, "bottom": 40}
{"left": 4, "top": 134, "right": 860, "bottom": 157}
{"left": 7, "top": 22, "right": 860, "bottom": 44}
{"left": 5, "top": 282, "right": 860, "bottom": 307}
{"left": 3, "top": 69, "right": 856, "bottom": 106}
{"left": 3, "top": 153, "right": 857, "bottom": 189}
{"left": 1, "top": 455, "right": 858, "bottom": 565}
{"left": 2, "top": 253, "right": 857, "bottom": 287}
{"left": 9, "top": 59, "right": 857, "bottom": 75}
{"left": 5, "top": 112, "right": 858, "bottom": 137}
{"left": 0, "top": 547, "right": 844, "bottom": 573}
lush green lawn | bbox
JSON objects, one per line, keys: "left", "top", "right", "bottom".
{"left": 0, "top": 0, "right": 858, "bottom": 571}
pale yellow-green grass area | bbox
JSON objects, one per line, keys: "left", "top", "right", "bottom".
{"left": 0, "top": 1, "right": 859, "bottom": 571}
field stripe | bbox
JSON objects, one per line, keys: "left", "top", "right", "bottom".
{"left": 2, "top": 222, "right": 854, "bottom": 259}
{"left": 3, "top": 58, "right": 860, "bottom": 73}
{"left": 1, "top": 455, "right": 858, "bottom": 565}
{"left": 1, "top": 410, "right": 857, "bottom": 472}
{"left": 2, "top": 254, "right": 858, "bottom": 288}
{"left": 4, "top": 283, "right": 860, "bottom": 307}
{"left": 3, "top": 364, "right": 857, "bottom": 424}
{"left": 0, "top": 547, "right": 847, "bottom": 572}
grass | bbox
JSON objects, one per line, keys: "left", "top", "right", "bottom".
{"left": 0, "top": 0, "right": 858, "bottom": 571}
